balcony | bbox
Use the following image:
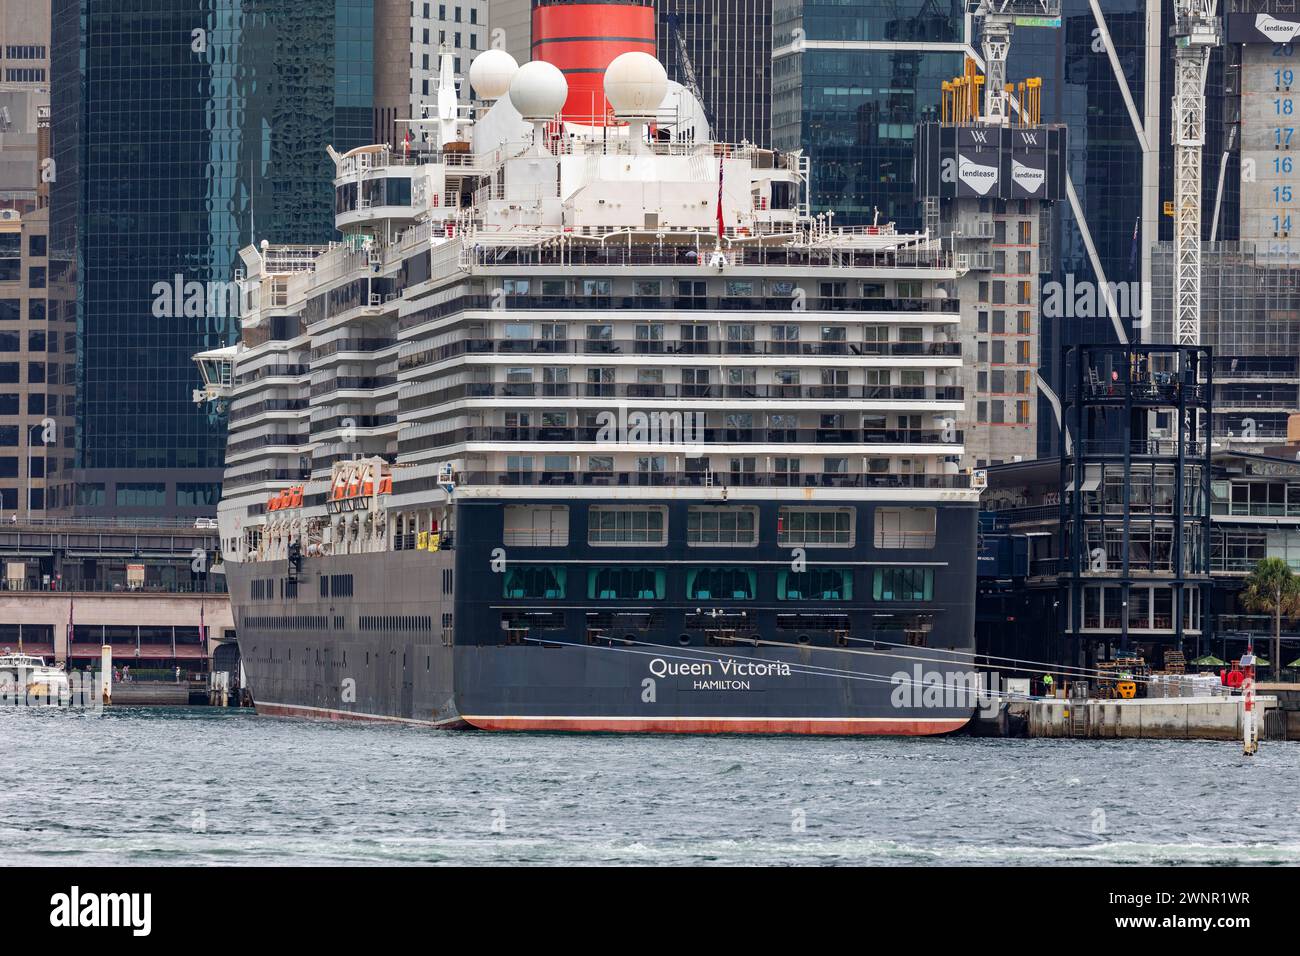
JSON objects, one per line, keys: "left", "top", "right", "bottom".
{"left": 458, "top": 243, "right": 954, "bottom": 273}
{"left": 309, "top": 375, "right": 397, "bottom": 397}
{"left": 229, "top": 399, "right": 310, "bottom": 422}
{"left": 402, "top": 336, "right": 961, "bottom": 366}
{"left": 457, "top": 471, "right": 971, "bottom": 490}
{"left": 400, "top": 382, "right": 964, "bottom": 411}
{"left": 398, "top": 292, "right": 960, "bottom": 332}
{"left": 401, "top": 426, "right": 963, "bottom": 453}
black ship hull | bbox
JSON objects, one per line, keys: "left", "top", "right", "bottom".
{"left": 229, "top": 497, "right": 979, "bottom": 735}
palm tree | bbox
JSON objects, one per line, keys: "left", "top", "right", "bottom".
{"left": 1240, "top": 558, "right": 1300, "bottom": 680}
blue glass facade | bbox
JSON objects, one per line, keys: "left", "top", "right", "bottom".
{"left": 50, "top": 0, "right": 374, "bottom": 516}
{"left": 772, "top": 0, "right": 966, "bottom": 230}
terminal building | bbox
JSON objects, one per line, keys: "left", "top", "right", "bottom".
{"left": 0, "top": 518, "right": 233, "bottom": 674}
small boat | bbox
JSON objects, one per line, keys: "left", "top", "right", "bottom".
{"left": 0, "top": 652, "right": 72, "bottom": 699}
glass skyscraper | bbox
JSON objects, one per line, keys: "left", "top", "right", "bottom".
{"left": 659, "top": 0, "right": 773, "bottom": 148}
{"left": 771, "top": 0, "right": 966, "bottom": 230}
{"left": 50, "top": 0, "right": 374, "bottom": 518}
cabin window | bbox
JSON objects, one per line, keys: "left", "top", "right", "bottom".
{"left": 503, "top": 505, "right": 569, "bottom": 547}
{"left": 503, "top": 567, "right": 566, "bottom": 600}
{"left": 686, "top": 568, "right": 755, "bottom": 601}
{"left": 874, "top": 507, "right": 936, "bottom": 549}
{"left": 587, "top": 567, "right": 665, "bottom": 601}
{"left": 778, "top": 507, "right": 854, "bottom": 547}
{"left": 778, "top": 569, "right": 853, "bottom": 602}
{"left": 589, "top": 506, "right": 667, "bottom": 545}
{"left": 872, "top": 568, "right": 934, "bottom": 602}
{"left": 686, "top": 506, "right": 757, "bottom": 546}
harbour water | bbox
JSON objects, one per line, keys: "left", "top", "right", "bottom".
{"left": 3, "top": 708, "right": 1298, "bottom": 866}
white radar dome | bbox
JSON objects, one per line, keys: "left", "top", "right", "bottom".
{"left": 469, "top": 49, "right": 519, "bottom": 101}
{"left": 508, "top": 60, "right": 568, "bottom": 120}
{"left": 604, "top": 52, "right": 668, "bottom": 119}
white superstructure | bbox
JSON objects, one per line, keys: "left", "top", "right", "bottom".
{"left": 200, "top": 51, "right": 973, "bottom": 566}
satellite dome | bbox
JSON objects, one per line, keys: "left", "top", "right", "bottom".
{"left": 469, "top": 49, "right": 519, "bottom": 101}
{"left": 604, "top": 52, "right": 668, "bottom": 119}
{"left": 508, "top": 60, "right": 568, "bottom": 121}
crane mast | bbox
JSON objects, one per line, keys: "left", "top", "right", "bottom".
{"left": 971, "top": 1, "right": 1061, "bottom": 125}
{"left": 666, "top": 13, "right": 713, "bottom": 131}
{"left": 1170, "top": 1, "right": 1221, "bottom": 346}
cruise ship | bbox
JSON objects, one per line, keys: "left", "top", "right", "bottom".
{"left": 194, "top": 46, "right": 980, "bottom": 734}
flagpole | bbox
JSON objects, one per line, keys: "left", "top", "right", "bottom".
{"left": 715, "top": 156, "right": 724, "bottom": 253}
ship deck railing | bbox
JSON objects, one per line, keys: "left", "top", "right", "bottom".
{"left": 453, "top": 470, "right": 970, "bottom": 490}
{"left": 457, "top": 241, "right": 951, "bottom": 272}
{"left": 260, "top": 244, "right": 335, "bottom": 275}
{"left": 401, "top": 425, "right": 963, "bottom": 451}
{"left": 398, "top": 382, "right": 965, "bottom": 408}
{"left": 397, "top": 292, "right": 960, "bottom": 332}
{"left": 492, "top": 136, "right": 796, "bottom": 166}
{"left": 335, "top": 147, "right": 481, "bottom": 175}
{"left": 402, "top": 336, "right": 962, "bottom": 363}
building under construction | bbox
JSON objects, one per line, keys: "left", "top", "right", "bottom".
{"left": 913, "top": 3, "right": 1068, "bottom": 469}
{"left": 1149, "top": 2, "right": 1300, "bottom": 452}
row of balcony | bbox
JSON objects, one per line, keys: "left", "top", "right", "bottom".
{"left": 310, "top": 375, "right": 397, "bottom": 397}
{"left": 400, "top": 382, "right": 965, "bottom": 410}
{"left": 455, "top": 470, "right": 969, "bottom": 490}
{"left": 397, "top": 294, "right": 960, "bottom": 332}
{"left": 310, "top": 338, "right": 397, "bottom": 361}
{"left": 400, "top": 426, "right": 962, "bottom": 453}
{"left": 234, "top": 365, "right": 309, "bottom": 386}
{"left": 229, "top": 399, "right": 310, "bottom": 422}
{"left": 399, "top": 337, "right": 961, "bottom": 366}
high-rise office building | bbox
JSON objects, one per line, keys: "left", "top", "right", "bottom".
{"left": 772, "top": 0, "right": 967, "bottom": 229}
{"left": 1148, "top": 2, "right": 1300, "bottom": 450}
{"left": 487, "top": 0, "right": 532, "bottom": 67}
{"left": 50, "top": 0, "right": 376, "bottom": 518}
{"left": 375, "top": 0, "right": 490, "bottom": 150}
{"left": 658, "top": 0, "right": 772, "bottom": 147}
{"left": 0, "top": 0, "right": 71, "bottom": 518}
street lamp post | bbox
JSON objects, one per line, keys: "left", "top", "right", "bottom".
{"left": 24, "top": 421, "right": 47, "bottom": 521}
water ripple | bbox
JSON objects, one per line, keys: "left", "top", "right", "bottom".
{"left": 2, "top": 707, "right": 1297, "bottom": 866}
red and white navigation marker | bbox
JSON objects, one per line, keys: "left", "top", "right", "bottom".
{"left": 1240, "top": 647, "right": 1259, "bottom": 757}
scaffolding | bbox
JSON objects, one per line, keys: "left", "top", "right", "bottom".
{"left": 1059, "top": 345, "right": 1215, "bottom": 667}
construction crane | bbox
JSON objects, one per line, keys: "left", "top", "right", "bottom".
{"left": 666, "top": 12, "right": 713, "bottom": 132}
{"left": 1170, "top": 1, "right": 1221, "bottom": 347}
{"left": 970, "top": 1, "right": 1061, "bottom": 126}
